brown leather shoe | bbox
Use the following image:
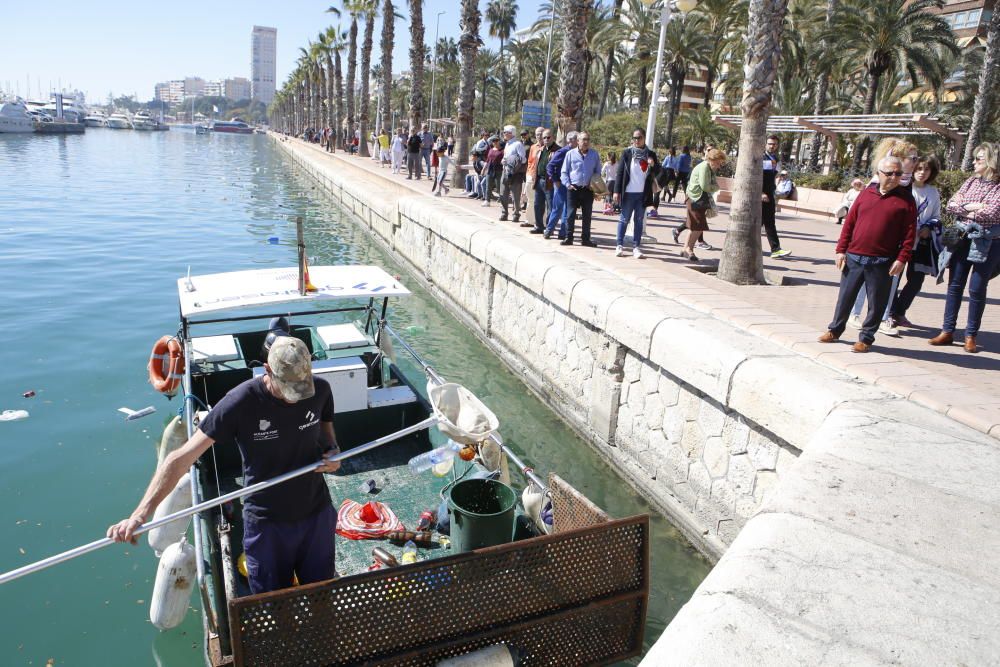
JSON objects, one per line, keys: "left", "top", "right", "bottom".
{"left": 965, "top": 335, "right": 978, "bottom": 353}
{"left": 818, "top": 331, "right": 839, "bottom": 343}
{"left": 928, "top": 332, "right": 954, "bottom": 346}
{"left": 852, "top": 341, "right": 871, "bottom": 353}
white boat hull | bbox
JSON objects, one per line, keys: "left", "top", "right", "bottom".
{"left": 0, "top": 117, "right": 35, "bottom": 133}
{"left": 107, "top": 119, "right": 132, "bottom": 129}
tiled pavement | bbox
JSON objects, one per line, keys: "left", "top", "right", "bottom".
{"left": 298, "top": 142, "right": 1000, "bottom": 438}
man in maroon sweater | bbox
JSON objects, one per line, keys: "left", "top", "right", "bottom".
{"left": 819, "top": 157, "right": 916, "bottom": 352}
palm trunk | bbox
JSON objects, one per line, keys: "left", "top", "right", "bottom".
{"left": 962, "top": 6, "right": 999, "bottom": 170}
{"left": 359, "top": 12, "right": 375, "bottom": 157}
{"left": 381, "top": 0, "right": 395, "bottom": 133}
{"left": 325, "top": 56, "right": 337, "bottom": 151}
{"left": 555, "top": 0, "right": 593, "bottom": 137}
{"left": 807, "top": 0, "right": 837, "bottom": 169}
{"left": 347, "top": 17, "right": 358, "bottom": 140}
{"left": 852, "top": 69, "right": 880, "bottom": 171}
{"left": 718, "top": 0, "right": 789, "bottom": 286}
{"left": 498, "top": 38, "right": 507, "bottom": 125}
{"left": 703, "top": 64, "right": 715, "bottom": 107}
{"left": 334, "top": 51, "right": 344, "bottom": 148}
{"left": 455, "top": 0, "right": 481, "bottom": 186}
{"left": 664, "top": 65, "right": 684, "bottom": 147}
{"left": 638, "top": 66, "right": 648, "bottom": 109}
{"left": 481, "top": 72, "right": 488, "bottom": 114}
{"left": 408, "top": 0, "right": 425, "bottom": 129}
{"left": 598, "top": 0, "right": 625, "bottom": 119}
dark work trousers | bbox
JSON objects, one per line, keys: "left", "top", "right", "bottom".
{"left": 891, "top": 263, "right": 927, "bottom": 319}
{"left": 500, "top": 173, "right": 525, "bottom": 220}
{"left": 244, "top": 503, "right": 336, "bottom": 594}
{"left": 762, "top": 196, "right": 781, "bottom": 252}
{"left": 565, "top": 186, "right": 595, "bottom": 242}
{"left": 661, "top": 168, "right": 677, "bottom": 202}
{"left": 671, "top": 170, "right": 690, "bottom": 201}
{"left": 828, "top": 255, "right": 894, "bottom": 344}
{"left": 406, "top": 152, "right": 421, "bottom": 179}
{"left": 533, "top": 177, "right": 550, "bottom": 230}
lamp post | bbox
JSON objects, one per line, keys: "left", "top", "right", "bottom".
{"left": 429, "top": 10, "right": 445, "bottom": 129}
{"left": 540, "top": 0, "right": 558, "bottom": 128}
{"left": 642, "top": 0, "right": 698, "bottom": 149}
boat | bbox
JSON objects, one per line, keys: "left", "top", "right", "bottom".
{"left": 37, "top": 99, "right": 86, "bottom": 124}
{"left": 83, "top": 111, "right": 108, "bottom": 127}
{"left": 107, "top": 112, "right": 132, "bottom": 129}
{"left": 132, "top": 110, "right": 157, "bottom": 131}
{"left": 0, "top": 100, "right": 36, "bottom": 133}
{"left": 195, "top": 124, "right": 210, "bottom": 135}
{"left": 156, "top": 261, "right": 650, "bottom": 666}
{"left": 210, "top": 118, "right": 254, "bottom": 134}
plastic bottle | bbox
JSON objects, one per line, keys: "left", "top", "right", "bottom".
{"left": 401, "top": 540, "right": 418, "bottom": 565}
{"left": 407, "top": 441, "right": 462, "bottom": 475}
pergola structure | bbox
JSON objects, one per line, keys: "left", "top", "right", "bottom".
{"left": 712, "top": 113, "right": 966, "bottom": 171}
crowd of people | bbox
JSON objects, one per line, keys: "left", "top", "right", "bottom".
{"left": 299, "top": 124, "right": 1000, "bottom": 353}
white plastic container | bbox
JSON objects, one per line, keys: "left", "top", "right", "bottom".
{"left": 149, "top": 536, "right": 196, "bottom": 630}
{"left": 148, "top": 473, "right": 192, "bottom": 556}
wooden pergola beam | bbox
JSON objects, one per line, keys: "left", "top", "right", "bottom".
{"left": 793, "top": 116, "right": 838, "bottom": 142}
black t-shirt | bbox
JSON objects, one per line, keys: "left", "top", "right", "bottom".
{"left": 199, "top": 376, "right": 334, "bottom": 522}
{"left": 407, "top": 135, "right": 422, "bottom": 153}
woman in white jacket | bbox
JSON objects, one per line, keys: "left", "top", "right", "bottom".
{"left": 835, "top": 179, "right": 864, "bottom": 224}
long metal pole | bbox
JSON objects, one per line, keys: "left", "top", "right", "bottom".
{"left": 429, "top": 11, "right": 445, "bottom": 128}
{"left": 540, "top": 0, "right": 558, "bottom": 128}
{"left": 645, "top": 2, "right": 672, "bottom": 150}
{"left": 0, "top": 416, "right": 439, "bottom": 586}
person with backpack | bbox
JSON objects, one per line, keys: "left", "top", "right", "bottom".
{"left": 498, "top": 125, "right": 527, "bottom": 223}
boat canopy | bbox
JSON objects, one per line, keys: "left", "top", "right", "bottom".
{"left": 177, "top": 265, "right": 410, "bottom": 319}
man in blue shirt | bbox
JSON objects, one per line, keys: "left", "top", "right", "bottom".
{"left": 670, "top": 145, "right": 692, "bottom": 202}
{"left": 544, "top": 131, "right": 579, "bottom": 240}
{"left": 560, "top": 131, "right": 602, "bottom": 247}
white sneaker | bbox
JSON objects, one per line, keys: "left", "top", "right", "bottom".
{"left": 481, "top": 201, "right": 490, "bottom": 207}
{"left": 847, "top": 314, "right": 863, "bottom": 330}
{"left": 614, "top": 245, "right": 625, "bottom": 257}
{"left": 878, "top": 320, "right": 900, "bottom": 337}
{"left": 696, "top": 241, "right": 714, "bottom": 251}
{"left": 633, "top": 247, "right": 645, "bottom": 259}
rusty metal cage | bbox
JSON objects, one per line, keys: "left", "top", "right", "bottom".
{"left": 228, "top": 510, "right": 649, "bottom": 666}
{"left": 548, "top": 473, "right": 610, "bottom": 534}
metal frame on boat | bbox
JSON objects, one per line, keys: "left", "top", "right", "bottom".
{"left": 172, "top": 264, "right": 649, "bottom": 666}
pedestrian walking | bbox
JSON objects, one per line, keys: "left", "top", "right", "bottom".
{"left": 544, "top": 132, "right": 579, "bottom": 240}
{"left": 447, "top": 135, "right": 455, "bottom": 156}
{"left": 890, "top": 156, "right": 943, "bottom": 327}
{"left": 390, "top": 128, "right": 405, "bottom": 174}
{"left": 670, "top": 146, "right": 692, "bottom": 202}
{"left": 419, "top": 124, "right": 434, "bottom": 176}
{"left": 602, "top": 152, "right": 618, "bottom": 215}
{"left": 432, "top": 146, "right": 451, "bottom": 197}
{"left": 377, "top": 128, "right": 391, "bottom": 166}
{"left": 818, "top": 156, "right": 916, "bottom": 352}
{"left": 560, "top": 132, "right": 601, "bottom": 247}
{"left": 680, "top": 149, "right": 726, "bottom": 261}
{"left": 482, "top": 136, "right": 503, "bottom": 207}
{"left": 406, "top": 128, "right": 423, "bottom": 179}
{"left": 762, "top": 135, "right": 792, "bottom": 259}
{"left": 928, "top": 143, "right": 1000, "bottom": 353}
{"left": 613, "top": 128, "right": 660, "bottom": 259}
{"left": 498, "top": 125, "right": 527, "bottom": 223}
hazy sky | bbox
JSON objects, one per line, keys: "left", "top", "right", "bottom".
{"left": 1, "top": 0, "right": 548, "bottom": 104}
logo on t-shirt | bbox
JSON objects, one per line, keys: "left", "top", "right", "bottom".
{"left": 259, "top": 419, "right": 270, "bottom": 431}
{"left": 299, "top": 410, "right": 319, "bottom": 431}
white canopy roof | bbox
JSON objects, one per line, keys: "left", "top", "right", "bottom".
{"left": 178, "top": 265, "right": 410, "bottom": 319}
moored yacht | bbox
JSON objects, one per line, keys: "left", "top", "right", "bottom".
{"left": 210, "top": 118, "right": 254, "bottom": 134}
{"left": 83, "top": 111, "right": 108, "bottom": 127}
{"left": 0, "top": 100, "right": 36, "bottom": 133}
{"left": 132, "top": 110, "right": 156, "bottom": 130}
{"left": 107, "top": 112, "right": 132, "bottom": 129}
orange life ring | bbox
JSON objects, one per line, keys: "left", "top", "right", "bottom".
{"left": 149, "top": 336, "right": 185, "bottom": 395}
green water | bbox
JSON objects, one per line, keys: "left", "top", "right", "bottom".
{"left": 0, "top": 129, "right": 710, "bottom": 666}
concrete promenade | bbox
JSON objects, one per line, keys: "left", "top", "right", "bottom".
{"left": 275, "top": 136, "right": 1000, "bottom": 665}
{"left": 308, "top": 144, "right": 1000, "bottom": 438}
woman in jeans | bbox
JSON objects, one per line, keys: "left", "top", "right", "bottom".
{"left": 681, "top": 149, "right": 726, "bottom": 262}
{"left": 890, "top": 156, "right": 942, "bottom": 327}
{"left": 929, "top": 143, "right": 1000, "bottom": 353}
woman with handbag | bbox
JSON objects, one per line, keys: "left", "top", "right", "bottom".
{"left": 681, "top": 149, "right": 726, "bottom": 262}
{"left": 929, "top": 143, "right": 1000, "bottom": 353}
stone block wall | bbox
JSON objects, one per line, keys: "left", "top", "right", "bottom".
{"left": 274, "top": 137, "right": 879, "bottom": 560}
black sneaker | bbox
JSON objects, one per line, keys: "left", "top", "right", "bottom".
{"left": 530, "top": 228, "right": 544, "bottom": 234}
{"left": 672, "top": 228, "right": 681, "bottom": 244}
{"left": 580, "top": 239, "right": 597, "bottom": 248}
{"left": 543, "top": 231, "right": 552, "bottom": 239}
{"left": 498, "top": 215, "right": 509, "bottom": 222}
{"left": 560, "top": 238, "right": 574, "bottom": 246}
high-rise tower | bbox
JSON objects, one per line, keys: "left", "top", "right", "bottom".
{"left": 251, "top": 26, "right": 277, "bottom": 105}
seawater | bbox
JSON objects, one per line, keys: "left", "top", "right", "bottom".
{"left": 0, "top": 129, "right": 710, "bottom": 665}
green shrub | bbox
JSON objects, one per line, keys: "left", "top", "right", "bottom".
{"left": 934, "top": 170, "right": 968, "bottom": 205}
{"left": 584, "top": 111, "right": 646, "bottom": 148}
{"left": 794, "top": 173, "right": 846, "bottom": 192}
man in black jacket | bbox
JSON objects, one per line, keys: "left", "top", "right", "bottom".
{"left": 406, "top": 129, "right": 423, "bottom": 180}
{"left": 762, "top": 135, "right": 791, "bottom": 258}
{"left": 612, "top": 128, "right": 659, "bottom": 259}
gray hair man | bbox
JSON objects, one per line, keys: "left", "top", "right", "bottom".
{"left": 498, "top": 125, "right": 528, "bottom": 223}
{"left": 819, "top": 156, "right": 916, "bottom": 352}
{"left": 543, "top": 131, "right": 580, "bottom": 239}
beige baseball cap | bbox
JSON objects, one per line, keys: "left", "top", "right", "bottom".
{"left": 267, "top": 337, "right": 315, "bottom": 401}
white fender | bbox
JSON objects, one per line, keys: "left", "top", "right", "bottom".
{"left": 157, "top": 416, "right": 186, "bottom": 466}
{"left": 437, "top": 644, "right": 515, "bottom": 667}
{"left": 148, "top": 473, "right": 192, "bottom": 556}
{"left": 521, "top": 482, "right": 548, "bottom": 534}
{"left": 149, "top": 536, "right": 196, "bottom": 630}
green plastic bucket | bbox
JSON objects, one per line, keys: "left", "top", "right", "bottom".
{"left": 447, "top": 478, "right": 517, "bottom": 553}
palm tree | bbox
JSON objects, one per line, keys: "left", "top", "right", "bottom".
{"left": 807, "top": 0, "right": 838, "bottom": 168}
{"left": 380, "top": 0, "right": 398, "bottom": 133}
{"left": 694, "top": 0, "right": 746, "bottom": 107}
{"left": 455, "top": 0, "right": 482, "bottom": 185}
{"left": 486, "top": 0, "right": 519, "bottom": 125}
{"left": 357, "top": 0, "right": 378, "bottom": 156}
{"left": 717, "top": 0, "right": 789, "bottom": 286}
{"left": 408, "top": 0, "right": 426, "bottom": 129}
{"left": 962, "top": 6, "right": 999, "bottom": 170}
{"left": 830, "top": 0, "right": 958, "bottom": 169}
{"left": 595, "top": 0, "right": 626, "bottom": 119}
{"left": 324, "top": 25, "right": 347, "bottom": 147}
{"left": 475, "top": 48, "right": 499, "bottom": 117}
{"left": 675, "top": 107, "right": 733, "bottom": 149}
{"left": 662, "top": 14, "right": 711, "bottom": 148}
{"left": 555, "top": 0, "right": 593, "bottom": 135}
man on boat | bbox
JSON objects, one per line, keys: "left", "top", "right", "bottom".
{"left": 108, "top": 336, "right": 341, "bottom": 594}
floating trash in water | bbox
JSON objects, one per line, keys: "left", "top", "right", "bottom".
{"left": 0, "top": 410, "right": 29, "bottom": 422}
{"left": 267, "top": 237, "right": 279, "bottom": 244}
{"left": 404, "top": 325, "right": 426, "bottom": 335}
{"left": 118, "top": 406, "right": 156, "bottom": 421}
{"left": 22, "top": 390, "right": 35, "bottom": 398}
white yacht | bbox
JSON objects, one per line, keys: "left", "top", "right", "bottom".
{"left": 37, "top": 100, "right": 85, "bottom": 124}
{"left": 83, "top": 111, "right": 108, "bottom": 127}
{"left": 132, "top": 110, "right": 156, "bottom": 130}
{"left": 106, "top": 112, "right": 132, "bottom": 129}
{"left": 0, "top": 100, "right": 36, "bottom": 133}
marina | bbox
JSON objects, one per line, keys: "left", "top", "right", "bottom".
{"left": 0, "top": 127, "right": 709, "bottom": 666}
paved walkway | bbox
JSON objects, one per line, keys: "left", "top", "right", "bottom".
{"left": 297, "top": 142, "right": 1000, "bottom": 438}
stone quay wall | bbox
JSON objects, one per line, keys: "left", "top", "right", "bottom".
{"left": 276, "top": 137, "right": 1000, "bottom": 665}
{"left": 277, "top": 136, "right": 864, "bottom": 558}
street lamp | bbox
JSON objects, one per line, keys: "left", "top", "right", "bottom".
{"left": 540, "top": 0, "right": 558, "bottom": 128}
{"left": 429, "top": 10, "right": 446, "bottom": 128}
{"left": 642, "top": 0, "right": 698, "bottom": 149}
